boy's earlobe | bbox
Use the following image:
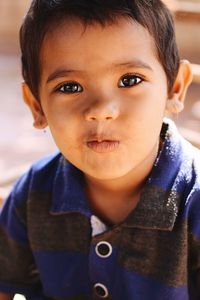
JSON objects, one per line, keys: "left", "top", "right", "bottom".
{"left": 33, "top": 116, "right": 48, "bottom": 129}
{"left": 22, "top": 82, "right": 48, "bottom": 129}
{"left": 166, "top": 60, "right": 193, "bottom": 114}
{"left": 166, "top": 94, "right": 184, "bottom": 114}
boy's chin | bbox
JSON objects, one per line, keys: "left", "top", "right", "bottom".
{"left": 83, "top": 164, "right": 135, "bottom": 181}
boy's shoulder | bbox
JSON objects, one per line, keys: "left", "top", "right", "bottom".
{"left": 178, "top": 126, "right": 200, "bottom": 186}
{"left": 31, "top": 150, "right": 63, "bottom": 173}
{"left": 164, "top": 118, "right": 200, "bottom": 162}
{"left": 149, "top": 118, "right": 200, "bottom": 203}
{"left": 11, "top": 151, "right": 64, "bottom": 201}
{"left": 167, "top": 120, "right": 200, "bottom": 224}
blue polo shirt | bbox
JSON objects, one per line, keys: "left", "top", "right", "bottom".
{"left": 0, "top": 119, "right": 200, "bottom": 299}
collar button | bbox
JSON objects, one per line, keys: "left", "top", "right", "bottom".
{"left": 95, "top": 241, "right": 112, "bottom": 258}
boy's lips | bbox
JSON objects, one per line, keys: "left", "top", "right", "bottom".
{"left": 86, "top": 140, "right": 120, "bottom": 153}
{"left": 85, "top": 135, "right": 120, "bottom": 153}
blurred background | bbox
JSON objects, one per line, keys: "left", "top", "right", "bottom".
{"left": 0, "top": 0, "right": 200, "bottom": 198}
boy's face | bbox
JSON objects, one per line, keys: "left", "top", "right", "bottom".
{"left": 37, "top": 17, "right": 168, "bottom": 180}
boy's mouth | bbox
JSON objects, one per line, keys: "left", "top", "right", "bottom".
{"left": 86, "top": 140, "right": 120, "bottom": 153}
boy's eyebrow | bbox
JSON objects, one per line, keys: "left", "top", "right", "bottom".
{"left": 112, "top": 60, "right": 153, "bottom": 71}
{"left": 46, "top": 69, "right": 85, "bottom": 84}
{"left": 46, "top": 59, "right": 153, "bottom": 83}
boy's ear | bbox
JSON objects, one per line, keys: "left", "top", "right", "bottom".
{"left": 166, "top": 60, "right": 193, "bottom": 114}
{"left": 22, "top": 82, "right": 48, "bottom": 129}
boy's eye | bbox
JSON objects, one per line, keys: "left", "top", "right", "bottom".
{"left": 118, "top": 74, "right": 143, "bottom": 88}
{"left": 57, "top": 82, "right": 83, "bottom": 94}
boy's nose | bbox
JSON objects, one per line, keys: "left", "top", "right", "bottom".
{"left": 84, "top": 100, "right": 120, "bottom": 122}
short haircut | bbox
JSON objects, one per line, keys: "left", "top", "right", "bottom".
{"left": 20, "top": 0, "right": 180, "bottom": 100}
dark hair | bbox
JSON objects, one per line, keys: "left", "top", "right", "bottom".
{"left": 20, "top": 0, "right": 180, "bottom": 99}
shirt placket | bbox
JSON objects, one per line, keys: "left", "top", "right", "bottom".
{"left": 88, "top": 215, "right": 121, "bottom": 299}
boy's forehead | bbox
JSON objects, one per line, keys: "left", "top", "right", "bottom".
{"left": 40, "top": 17, "right": 159, "bottom": 75}
{"left": 42, "top": 17, "right": 155, "bottom": 53}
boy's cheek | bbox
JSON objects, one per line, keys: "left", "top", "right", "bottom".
{"left": 46, "top": 115, "right": 80, "bottom": 142}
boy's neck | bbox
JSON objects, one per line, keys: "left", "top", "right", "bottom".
{"left": 84, "top": 141, "right": 159, "bottom": 225}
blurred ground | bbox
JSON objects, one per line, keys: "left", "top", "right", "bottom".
{"left": 0, "top": 1, "right": 200, "bottom": 198}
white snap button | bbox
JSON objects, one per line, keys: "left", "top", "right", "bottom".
{"left": 94, "top": 283, "right": 109, "bottom": 298}
{"left": 95, "top": 241, "right": 112, "bottom": 258}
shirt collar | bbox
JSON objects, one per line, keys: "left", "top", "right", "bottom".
{"left": 50, "top": 157, "right": 92, "bottom": 217}
{"left": 123, "top": 119, "right": 187, "bottom": 231}
{"left": 50, "top": 119, "right": 188, "bottom": 231}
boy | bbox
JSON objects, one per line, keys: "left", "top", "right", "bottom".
{"left": 0, "top": 0, "right": 199, "bottom": 299}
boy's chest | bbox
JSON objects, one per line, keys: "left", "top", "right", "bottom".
{"left": 27, "top": 193, "right": 189, "bottom": 299}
